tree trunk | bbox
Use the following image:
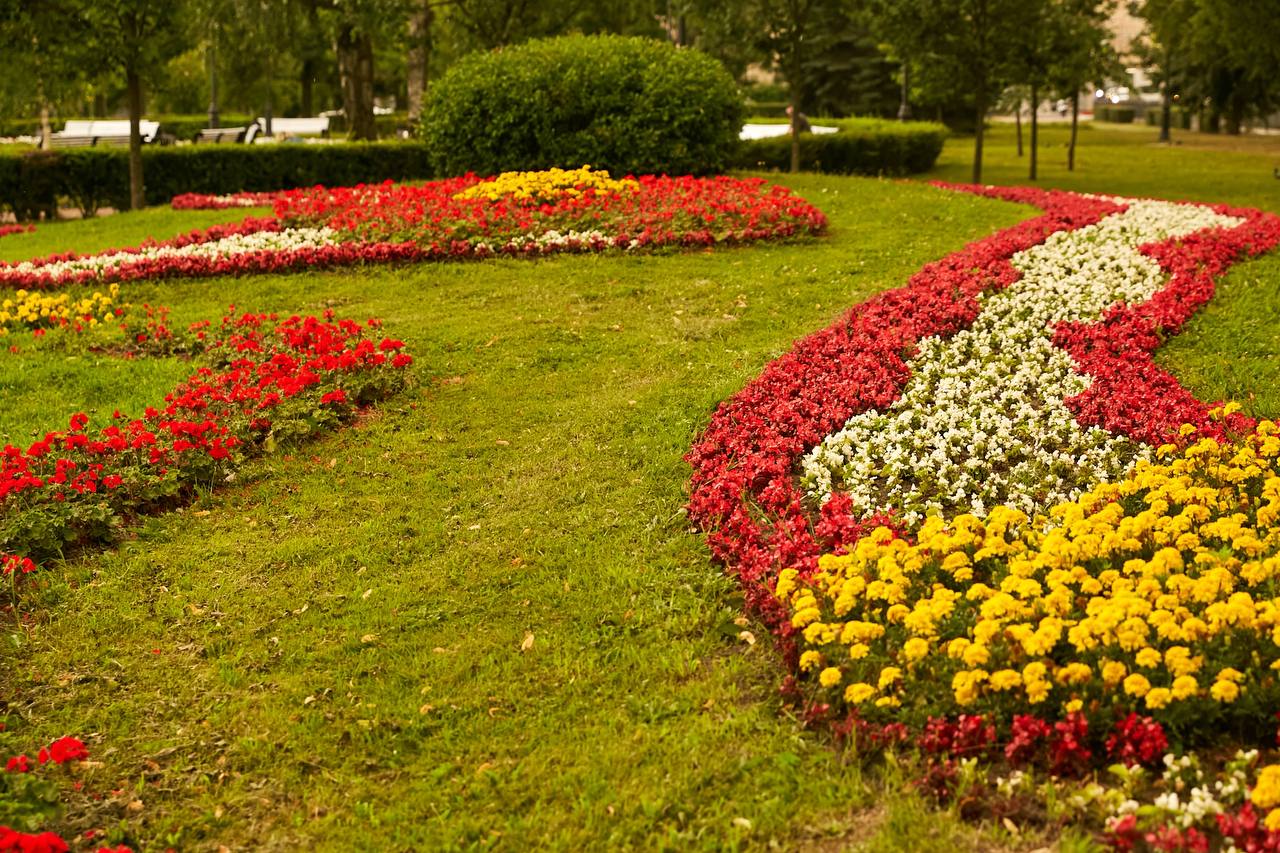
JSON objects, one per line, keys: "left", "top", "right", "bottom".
{"left": 1068, "top": 90, "right": 1079, "bottom": 171}
{"left": 1226, "top": 97, "right": 1244, "bottom": 135}
{"left": 1015, "top": 98, "right": 1022, "bottom": 156}
{"left": 406, "top": 0, "right": 433, "bottom": 124}
{"left": 126, "top": 64, "right": 145, "bottom": 211}
{"left": 789, "top": 84, "right": 801, "bottom": 173}
{"left": 972, "top": 89, "right": 986, "bottom": 185}
{"left": 1159, "top": 83, "right": 1172, "bottom": 143}
{"left": 38, "top": 98, "right": 52, "bottom": 152}
{"left": 337, "top": 24, "right": 377, "bottom": 140}
{"left": 300, "top": 59, "right": 315, "bottom": 116}
{"left": 1029, "top": 84, "right": 1038, "bottom": 180}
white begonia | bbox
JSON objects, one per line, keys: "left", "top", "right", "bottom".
{"left": 801, "top": 199, "right": 1242, "bottom": 525}
{"left": 0, "top": 227, "right": 340, "bottom": 287}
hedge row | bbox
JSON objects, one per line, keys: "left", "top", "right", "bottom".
{"left": 1145, "top": 107, "right": 1194, "bottom": 130}
{"left": 0, "top": 143, "right": 432, "bottom": 218}
{"left": 733, "top": 118, "right": 947, "bottom": 176}
{"left": 1094, "top": 105, "right": 1136, "bottom": 124}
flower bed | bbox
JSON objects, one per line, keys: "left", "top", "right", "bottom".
{"left": 0, "top": 307, "right": 412, "bottom": 567}
{"left": 0, "top": 224, "right": 33, "bottom": 239}
{"left": 170, "top": 190, "right": 283, "bottom": 210}
{"left": 687, "top": 184, "right": 1280, "bottom": 846}
{"left": 0, "top": 170, "right": 825, "bottom": 291}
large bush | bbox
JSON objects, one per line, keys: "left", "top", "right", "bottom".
{"left": 0, "top": 143, "right": 434, "bottom": 218}
{"left": 420, "top": 35, "right": 744, "bottom": 177}
{"left": 734, "top": 118, "right": 948, "bottom": 176}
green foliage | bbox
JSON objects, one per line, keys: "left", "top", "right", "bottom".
{"left": 1094, "top": 105, "right": 1136, "bottom": 123}
{"left": 0, "top": 770, "right": 62, "bottom": 833}
{"left": 0, "top": 143, "right": 433, "bottom": 218}
{"left": 1145, "top": 106, "right": 1193, "bottom": 129}
{"left": 735, "top": 118, "right": 947, "bottom": 175}
{"left": 420, "top": 34, "right": 744, "bottom": 176}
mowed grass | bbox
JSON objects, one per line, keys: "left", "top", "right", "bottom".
{"left": 0, "top": 129, "right": 1276, "bottom": 850}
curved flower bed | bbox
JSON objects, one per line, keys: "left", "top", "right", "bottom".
{"left": 687, "top": 184, "right": 1280, "bottom": 845}
{"left": 0, "top": 224, "right": 34, "bottom": 239}
{"left": 3, "top": 170, "right": 826, "bottom": 291}
{"left": 0, "top": 308, "right": 412, "bottom": 565}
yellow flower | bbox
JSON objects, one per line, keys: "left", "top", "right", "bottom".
{"left": 1123, "top": 674, "right": 1151, "bottom": 698}
{"left": 1252, "top": 765, "right": 1280, "bottom": 809}
{"left": 902, "top": 637, "right": 929, "bottom": 663}
{"left": 1171, "top": 675, "right": 1199, "bottom": 700}
{"left": 1144, "top": 688, "right": 1171, "bottom": 710}
{"left": 878, "top": 667, "right": 903, "bottom": 690}
{"left": 799, "top": 650, "right": 822, "bottom": 672}
{"left": 989, "top": 669, "right": 1022, "bottom": 691}
{"left": 848, "top": 643, "right": 870, "bottom": 660}
{"left": 844, "top": 683, "right": 875, "bottom": 704}
{"left": 819, "top": 667, "right": 843, "bottom": 688}
{"left": 1211, "top": 680, "right": 1240, "bottom": 703}
{"left": 1102, "top": 661, "right": 1128, "bottom": 687}
{"left": 1267, "top": 808, "right": 1280, "bottom": 833}
{"left": 1135, "top": 648, "right": 1162, "bottom": 669}
{"left": 962, "top": 644, "right": 990, "bottom": 667}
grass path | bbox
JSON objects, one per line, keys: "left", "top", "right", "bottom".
{"left": 1, "top": 134, "right": 1277, "bottom": 849}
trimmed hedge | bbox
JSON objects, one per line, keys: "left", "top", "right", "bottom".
{"left": 1145, "top": 107, "right": 1193, "bottom": 130}
{"left": 421, "top": 35, "right": 744, "bottom": 176}
{"left": 733, "top": 118, "right": 947, "bottom": 175}
{"left": 1094, "top": 105, "right": 1136, "bottom": 124}
{"left": 0, "top": 142, "right": 433, "bottom": 218}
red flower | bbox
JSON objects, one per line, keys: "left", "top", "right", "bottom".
{"left": 38, "top": 736, "right": 88, "bottom": 765}
{"left": 4, "top": 755, "right": 31, "bottom": 773}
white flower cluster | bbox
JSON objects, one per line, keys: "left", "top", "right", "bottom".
{"left": 501, "top": 229, "right": 617, "bottom": 252}
{"left": 800, "top": 199, "right": 1242, "bottom": 526}
{"left": 0, "top": 227, "right": 339, "bottom": 285}
{"left": 1109, "top": 750, "right": 1256, "bottom": 831}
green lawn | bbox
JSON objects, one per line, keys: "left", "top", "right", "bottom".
{"left": 1, "top": 128, "right": 1278, "bottom": 851}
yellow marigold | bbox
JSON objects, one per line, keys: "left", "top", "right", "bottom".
{"left": 1123, "top": 673, "right": 1151, "bottom": 697}
{"left": 1135, "top": 648, "right": 1162, "bottom": 669}
{"left": 1267, "top": 809, "right": 1280, "bottom": 833}
{"left": 1253, "top": 765, "right": 1280, "bottom": 809}
{"left": 1144, "top": 688, "right": 1172, "bottom": 710}
{"left": 875, "top": 696, "right": 901, "bottom": 708}
{"left": 1171, "top": 675, "right": 1199, "bottom": 700}
{"left": 902, "top": 637, "right": 929, "bottom": 663}
{"left": 848, "top": 643, "right": 870, "bottom": 660}
{"left": 878, "top": 667, "right": 903, "bottom": 690}
{"left": 1102, "top": 661, "right": 1127, "bottom": 687}
{"left": 1064, "top": 699, "right": 1084, "bottom": 713}
{"left": 844, "top": 682, "right": 876, "bottom": 704}
{"left": 989, "top": 669, "right": 1022, "bottom": 691}
{"left": 819, "top": 667, "right": 843, "bottom": 688}
{"left": 962, "top": 644, "right": 991, "bottom": 667}
{"left": 1217, "top": 667, "right": 1246, "bottom": 684}
{"left": 1211, "top": 680, "right": 1241, "bottom": 703}
{"left": 799, "top": 650, "right": 822, "bottom": 672}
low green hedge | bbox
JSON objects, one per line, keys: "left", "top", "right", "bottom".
{"left": 1144, "top": 106, "right": 1193, "bottom": 130}
{"left": 0, "top": 142, "right": 434, "bottom": 217}
{"left": 1094, "top": 105, "right": 1136, "bottom": 124}
{"left": 733, "top": 117, "right": 947, "bottom": 175}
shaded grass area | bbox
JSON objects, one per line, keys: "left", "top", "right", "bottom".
{"left": 0, "top": 131, "right": 1277, "bottom": 850}
{"left": 1, "top": 178, "right": 1038, "bottom": 851}
{"left": 929, "top": 121, "right": 1280, "bottom": 212}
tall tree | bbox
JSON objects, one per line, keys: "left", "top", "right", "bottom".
{"left": 1047, "top": 0, "right": 1117, "bottom": 171}
{"left": 869, "top": 0, "right": 1034, "bottom": 184}
{"left": 0, "top": 1, "right": 91, "bottom": 149}
{"left": 82, "top": 0, "right": 190, "bottom": 210}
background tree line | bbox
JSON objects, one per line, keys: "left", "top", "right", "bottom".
{"left": 1, "top": 0, "right": 1275, "bottom": 204}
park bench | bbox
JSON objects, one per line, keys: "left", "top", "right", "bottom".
{"left": 256, "top": 116, "right": 330, "bottom": 138}
{"left": 47, "top": 119, "right": 160, "bottom": 148}
{"left": 196, "top": 125, "right": 251, "bottom": 144}
{"left": 739, "top": 122, "right": 839, "bottom": 140}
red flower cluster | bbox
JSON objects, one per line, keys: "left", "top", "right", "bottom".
{"left": 272, "top": 174, "right": 828, "bottom": 251}
{"left": 685, "top": 186, "right": 1122, "bottom": 647}
{"left": 0, "top": 225, "right": 34, "bottom": 239}
{"left": 1105, "top": 713, "right": 1170, "bottom": 768}
{"left": 0, "top": 309, "right": 412, "bottom": 564}
{"left": 171, "top": 191, "right": 284, "bottom": 210}
{"left": 0, "top": 828, "right": 70, "bottom": 853}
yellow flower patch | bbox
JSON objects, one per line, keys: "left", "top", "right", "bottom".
{"left": 779, "top": 421, "right": 1280, "bottom": 727}
{"left": 0, "top": 285, "right": 122, "bottom": 335}
{"left": 453, "top": 166, "right": 640, "bottom": 205}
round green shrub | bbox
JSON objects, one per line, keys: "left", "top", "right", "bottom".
{"left": 420, "top": 35, "right": 744, "bottom": 177}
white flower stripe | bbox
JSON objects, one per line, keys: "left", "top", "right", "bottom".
{"left": 800, "top": 199, "right": 1243, "bottom": 526}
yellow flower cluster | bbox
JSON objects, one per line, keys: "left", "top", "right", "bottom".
{"left": 453, "top": 166, "right": 639, "bottom": 204}
{"left": 778, "top": 417, "right": 1280, "bottom": 727}
{"left": 1253, "top": 764, "right": 1280, "bottom": 831}
{"left": 0, "top": 285, "right": 122, "bottom": 335}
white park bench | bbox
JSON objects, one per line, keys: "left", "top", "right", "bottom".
{"left": 739, "top": 123, "right": 839, "bottom": 140}
{"left": 256, "top": 116, "right": 330, "bottom": 138}
{"left": 195, "top": 123, "right": 261, "bottom": 144}
{"left": 49, "top": 119, "right": 161, "bottom": 148}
